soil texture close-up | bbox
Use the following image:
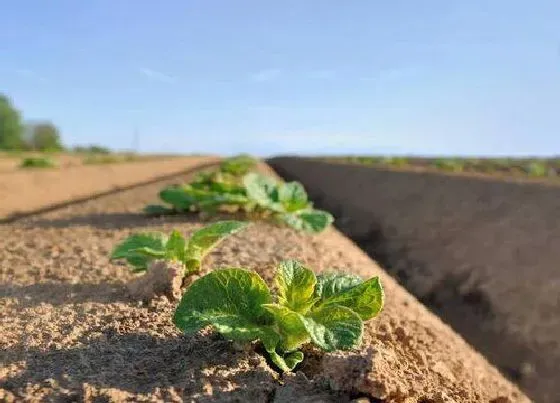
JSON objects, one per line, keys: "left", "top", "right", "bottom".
{"left": 267, "top": 156, "right": 560, "bottom": 403}
{"left": 0, "top": 161, "right": 528, "bottom": 402}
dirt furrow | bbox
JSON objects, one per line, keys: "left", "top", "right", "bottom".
{"left": 0, "top": 163, "right": 528, "bottom": 402}
{"left": 0, "top": 156, "right": 219, "bottom": 220}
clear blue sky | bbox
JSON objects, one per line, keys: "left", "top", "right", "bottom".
{"left": 1, "top": 1, "right": 559, "bottom": 156}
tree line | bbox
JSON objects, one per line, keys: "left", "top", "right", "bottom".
{"left": 0, "top": 93, "right": 110, "bottom": 153}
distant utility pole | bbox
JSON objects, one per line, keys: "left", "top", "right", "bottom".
{"left": 132, "top": 127, "right": 140, "bottom": 153}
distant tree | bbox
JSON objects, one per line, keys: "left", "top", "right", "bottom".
{"left": 0, "top": 94, "right": 25, "bottom": 150}
{"left": 27, "top": 122, "right": 64, "bottom": 151}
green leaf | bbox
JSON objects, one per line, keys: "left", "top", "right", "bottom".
{"left": 279, "top": 209, "right": 333, "bottom": 233}
{"left": 301, "top": 304, "right": 363, "bottom": 351}
{"left": 318, "top": 277, "right": 384, "bottom": 320}
{"left": 130, "top": 246, "right": 166, "bottom": 258}
{"left": 159, "top": 186, "right": 194, "bottom": 211}
{"left": 243, "top": 173, "right": 282, "bottom": 211}
{"left": 298, "top": 210, "right": 334, "bottom": 233}
{"left": 165, "top": 230, "right": 186, "bottom": 262}
{"left": 220, "top": 154, "right": 258, "bottom": 176}
{"left": 196, "top": 193, "right": 250, "bottom": 209}
{"left": 173, "top": 268, "right": 273, "bottom": 343}
{"left": 278, "top": 182, "right": 309, "bottom": 212}
{"left": 110, "top": 232, "right": 168, "bottom": 271}
{"left": 262, "top": 304, "right": 310, "bottom": 352}
{"left": 183, "top": 221, "right": 250, "bottom": 272}
{"left": 143, "top": 204, "right": 175, "bottom": 216}
{"left": 315, "top": 272, "right": 364, "bottom": 300}
{"left": 265, "top": 346, "right": 304, "bottom": 372}
{"left": 275, "top": 260, "right": 317, "bottom": 314}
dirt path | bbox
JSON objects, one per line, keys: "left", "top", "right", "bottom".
{"left": 0, "top": 156, "right": 219, "bottom": 220}
{"left": 0, "top": 163, "right": 528, "bottom": 402}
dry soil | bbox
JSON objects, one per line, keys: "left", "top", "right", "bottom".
{"left": 0, "top": 156, "right": 218, "bottom": 220}
{"left": 0, "top": 162, "right": 528, "bottom": 402}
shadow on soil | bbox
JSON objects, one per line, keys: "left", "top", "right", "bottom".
{"left": 0, "top": 281, "right": 131, "bottom": 307}
{"left": 1, "top": 332, "right": 354, "bottom": 402}
{"left": 1, "top": 332, "right": 271, "bottom": 401}
{"left": 24, "top": 212, "right": 203, "bottom": 230}
{"left": 23, "top": 212, "right": 249, "bottom": 230}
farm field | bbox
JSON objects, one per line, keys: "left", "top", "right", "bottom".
{"left": 317, "top": 155, "right": 560, "bottom": 182}
{"left": 0, "top": 160, "right": 527, "bottom": 402}
{"left": 0, "top": 156, "right": 218, "bottom": 220}
{"left": 267, "top": 156, "right": 560, "bottom": 403}
{"left": 0, "top": 152, "right": 194, "bottom": 173}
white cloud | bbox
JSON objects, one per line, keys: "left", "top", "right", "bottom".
{"left": 138, "top": 67, "right": 176, "bottom": 83}
{"left": 250, "top": 68, "right": 281, "bottom": 82}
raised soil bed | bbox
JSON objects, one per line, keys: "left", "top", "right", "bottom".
{"left": 0, "top": 156, "right": 218, "bottom": 220}
{"left": 267, "top": 156, "right": 560, "bottom": 403}
{"left": 0, "top": 162, "right": 527, "bottom": 402}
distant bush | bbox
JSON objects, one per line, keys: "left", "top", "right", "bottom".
{"left": 74, "top": 145, "right": 111, "bottom": 154}
{"left": 526, "top": 161, "right": 547, "bottom": 177}
{"left": 431, "top": 158, "right": 464, "bottom": 173}
{"left": 20, "top": 156, "right": 56, "bottom": 168}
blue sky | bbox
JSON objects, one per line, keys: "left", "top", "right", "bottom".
{"left": 1, "top": 1, "right": 559, "bottom": 156}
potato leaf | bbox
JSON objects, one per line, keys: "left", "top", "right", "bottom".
{"left": 315, "top": 272, "right": 364, "bottom": 300}
{"left": 110, "top": 232, "right": 168, "bottom": 272}
{"left": 265, "top": 345, "right": 305, "bottom": 372}
{"left": 279, "top": 209, "right": 334, "bottom": 233}
{"left": 165, "top": 230, "right": 186, "bottom": 262}
{"left": 243, "top": 173, "right": 282, "bottom": 211}
{"left": 262, "top": 304, "right": 310, "bottom": 352}
{"left": 173, "top": 268, "right": 273, "bottom": 342}
{"left": 317, "top": 276, "right": 384, "bottom": 320}
{"left": 159, "top": 186, "right": 193, "bottom": 211}
{"left": 275, "top": 260, "right": 317, "bottom": 314}
{"left": 277, "top": 182, "right": 309, "bottom": 212}
{"left": 301, "top": 304, "right": 363, "bottom": 351}
{"left": 183, "top": 221, "right": 250, "bottom": 272}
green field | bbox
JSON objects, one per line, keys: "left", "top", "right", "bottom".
{"left": 317, "top": 156, "right": 560, "bottom": 179}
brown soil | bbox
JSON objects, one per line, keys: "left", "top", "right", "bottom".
{"left": 0, "top": 162, "right": 528, "bottom": 402}
{"left": 0, "top": 156, "right": 219, "bottom": 220}
{"left": 267, "top": 157, "right": 560, "bottom": 403}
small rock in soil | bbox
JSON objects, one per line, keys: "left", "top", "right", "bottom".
{"left": 127, "top": 259, "right": 184, "bottom": 301}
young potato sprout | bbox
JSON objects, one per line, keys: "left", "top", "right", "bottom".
{"left": 110, "top": 220, "right": 249, "bottom": 300}
{"left": 145, "top": 155, "right": 334, "bottom": 234}
{"left": 173, "top": 260, "right": 384, "bottom": 372}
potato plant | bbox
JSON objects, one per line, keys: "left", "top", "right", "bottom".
{"left": 173, "top": 260, "right": 384, "bottom": 372}
{"left": 20, "top": 156, "right": 57, "bottom": 168}
{"left": 110, "top": 221, "right": 249, "bottom": 300}
{"left": 145, "top": 156, "right": 334, "bottom": 234}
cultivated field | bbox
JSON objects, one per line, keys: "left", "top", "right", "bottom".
{"left": 318, "top": 155, "right": 560, "bottom": 182}
{"left": 268, "top": 156, "right": 560, "bottom": 403}
{"left": 0, "top": 156, "right": 218, "bottom": 220}
{"left": 0, "top": 160, "right": 527, "bottom": 402}
{"left": 0, "top": 152, "right": 192, "bottom": 173}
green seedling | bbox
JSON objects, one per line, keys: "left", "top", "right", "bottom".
{"left": 146, "top": 172, "right": 333, "bottom": 233}
{"left": 110, "top": 220, "right": 249, "bottom": 275}
{"left": 19, "top": 156, "right": 56, "bottom": 168}
{"left": 243, "top": 173, "right": 334, "bottom": 233}
{"left": 219, "top": 154, "right": 258, "bottom": 176}
{"left": 173, "top": 260, "right": 384, "bottom": 372}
